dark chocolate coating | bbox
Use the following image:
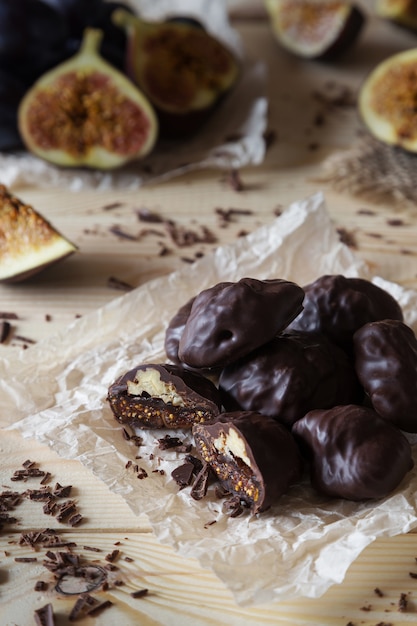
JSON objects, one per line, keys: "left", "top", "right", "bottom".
{"left": 178, "top": 277, "right": 305, "bottom": 369}
{"left": 353, "top": 319, "right": 417, "bottom": 432}
{"left": 164, "top": 296, "right": 195, "bottom": 364}
{"left": 193, "top": 411, "right": 303, "bottom": 512}
{"left": 219, "top": 332, "right": 362, "bottom": 428}
{"left": 107, "top": 363, "right": 221, "bottom": 429}
{"left": 292, "top": 404, "right": 413, "bottom": 500}
{"left": 288, "top": 275, "right": 403, "bottom": 349}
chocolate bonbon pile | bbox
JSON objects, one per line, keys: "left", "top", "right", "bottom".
{"left": 108, "top": 274, "right": 416, "bottom": 512}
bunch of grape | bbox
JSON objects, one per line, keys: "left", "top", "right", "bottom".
{"left": 0, "top": 0, "right": 133, "bottom": 150}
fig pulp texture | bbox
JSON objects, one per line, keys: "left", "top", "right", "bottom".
{"left": 113, "top": 10, "right": 240, "bottom": 137}
{"left": 264, "top": 0, "right": 365, "bottom": 60}
{"left": 18, "top": 28, "right": 158, "bottom": 169}
{"left": 359, "top": 48, "right": 417, "bottom": 153}
{"left": 0, "top": 184, "right": 77, "bottom": 283}
{"left": 376, "top": 0, "right": 417, "bottom": 32}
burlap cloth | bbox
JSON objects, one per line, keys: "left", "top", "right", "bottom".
{"left": 320, "top": 133, "right": 417, "bottom": 206}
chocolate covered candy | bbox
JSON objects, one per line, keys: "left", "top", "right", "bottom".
{"left": 219, "top": 332, "right": 362, "bottom": 428}
{"left": 107, "top": 363, "right": 222, "bottom": 429}
{"left": 178, "top": 277, "right": 304, "bottom": 369}
{"left": 164, "top": 296, "right": 195, "bottom": 365}
{"left": 354, "top": 319, "right": 417, "bottom": 432}
{"left": 288, "top": 275, "right": 403, "bottom": 349}
{"left": 193, "top": 411, "right": 303, "bottom": 512}
{"left": 293, "top": 404, "right": 413, "bottom": 500}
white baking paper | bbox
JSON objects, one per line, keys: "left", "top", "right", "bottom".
{"left": 3, "top": 192, "right": 417, "bottom": 607}
{"left": 1, "top": 0, "right": 267, "bottom": 191}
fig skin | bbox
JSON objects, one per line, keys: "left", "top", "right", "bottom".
{"left": 358, "top": 48, "right": 417, "bottom": 153}
{"left": 375, "top": 0, "right": 417, "bottom": 32}
{"left": 18, "top": 28, "right": 158, "bottom": 169}
{"left": 112, "top": 10, "right": 240, "bottom": 138}
{"left": 264, "top": 0, "right": 365, "bottom": 60}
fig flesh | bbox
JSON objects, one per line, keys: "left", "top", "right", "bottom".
{"left": 113, "top": 10, "right": 240, "bottom": 137}
{"left": 264, "top": 0, "right": 365, "bottom": 60}
{"left": 0, "top": 184, "right": 77, "bottom": 283}
{"left": 18, "top": 28, "right": 158, "bottom": 169}
{"left": 375, "top": 0, "right": 417, "bottom": 32}
{"left": 358, "top": 48, "right": 417, "bottom": 153}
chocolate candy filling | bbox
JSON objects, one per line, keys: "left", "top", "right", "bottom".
{"left": 193, "top": 411, "right": 303, "bottom": 512}
{"left": 107, "top": 363, "right": 221, "bottom": 429}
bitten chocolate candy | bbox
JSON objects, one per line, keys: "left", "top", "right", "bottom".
{"left": 193, "top": 411, "right": 303, "bottom": 513}
{"left": 107, "top": 363, "right": 222, "bottom": 429}
{"left": 354, "top": 319, "right": 417, "bottom": 432}
{"left": 288, "top": 275, "right": 403, "bottom": 349}
{"left": 178, "top": 277, "right": 304, "bottom": 369}
{"left": 219, "top": 332, "right": 362, "bottom": 428}
{"left": 293, "top": 404, "right": 413, "bottom": 500}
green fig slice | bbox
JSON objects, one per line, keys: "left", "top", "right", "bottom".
{"left": 358, "top": 48, "right": 417, "bottom": 153}
{"left": 113, "top": 10, "right": 240, "bottom": 137}
{"left": 0, "top": 185, "right": 77, "bottom": 283}
{"left": 18, "top": 28, "right": 158, "bottom": 169}
{"left": 376, "top": 0, "right": 417, "bottom": 31}
{"left": 264, "top": 0, "right": 365, "bottom": 60}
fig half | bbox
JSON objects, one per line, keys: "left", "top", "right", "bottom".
{"left": 358, "top": 48, "right": 417, "bottom": 152}
{"left": 18, "top": 28, "right": 158, "bottom": 169}
{"left": 264, "top": 0, "right": 365, "bottom": 60}
{"left": 113, "top": 10, "right": 240, "bottom": 138}
{"left": 375, "top": 0, "right": 417, "bottom": 32}
{"left": 0, "top": 184, "right": 77, "bottom": 283}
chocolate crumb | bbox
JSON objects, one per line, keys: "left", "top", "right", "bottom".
{"left": 374, "top": 587, "right": 385, "bottom": 597}
{"left": 131, "top": 588, "right": 149, "bottom": 598}
{"left": 157, "top": 435, "right": 185, "bottom": 450}
{"left": 226, "top": 169, "right": 244, "bottom": 192}
{"left": 34, "top": 580, "right": 48, "bottom": 591}
{"left": 409, "top": 571, "right": 417, "bottom": 578}
{"left": 103, "top": 202, "right": 124, "bottom": 211}
{"left": 34, "top": 603, "right": 55, "bottom": 626}
{"left": 13, "top": 334, "right": 36, "bottom": 344}
{"left": 83, "top": 545, "right": 101, "bottom": 552}
{"left": 357, "top": 208, "right": 376, "bottom": 215}
{"left": 14, "top": 556, "right": 38, "bottom": 562}
{"left": 359, "top": 604, "right": 372, "bottom": 611}
{"left": 137, "top": 468, "right": 148, "bottom": 479}
{"left": 109, "top": 225, "right": 138, "bottom": 241}
{"left": 105, "top": 549, "right": 120, "bottom": 563}
{"left": 124, "top": 556, "right": 134, "bottom": 562}
{"left": 398, "top": 592, "right": 408, "bottom": 612}
{"left": 45, "top": 314, "right": 52, "bottom": 322}
{"left": 387, "top": 219, "right": 405, "bottom": 226}
{"left": 204, "top": 520, "right": 217, "bottom": 528}
{"left": 0, "top": 312, "right": 18, "bottom": 319}
{"left": 337, "top": 227, "right": 357, "bottom": 249}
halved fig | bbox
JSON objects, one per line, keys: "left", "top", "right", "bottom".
{"left": 112, "top": 10, "right": 240, "bottom": 137}
{"left": 18, "top": 28, "right": 158, "bottom": 169}
{"left": 264, "top": 0, "right": 365, "bottom": 60}
{"left": 358, "top": 48, "right": 417, "bottom": 152}
{"left": 0, "top": 184, "right": 77, "bottom": 283}
{"left": 375, "top": 0, "right": 417, "bottom": 32}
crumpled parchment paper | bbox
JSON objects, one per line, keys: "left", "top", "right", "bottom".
{"left": 1, "top": 0, "right": 267, "bottom": 191}
{"left": 4, "top": 192, "right": 417, "bottom": 607}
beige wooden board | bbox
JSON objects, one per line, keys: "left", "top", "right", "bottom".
{"left": 2, "top": 5, "right": 417, "bottom": 624}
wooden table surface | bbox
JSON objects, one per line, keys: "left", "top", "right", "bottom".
{"left": 2, "top": 3, "right": 417, "bottom": 625}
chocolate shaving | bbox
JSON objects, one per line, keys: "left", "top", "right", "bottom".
{"left": 107, "top": 276, "right": 134, "bottom": 292}
{"left": 105, "top": 549, "right": 120, "bottom": 563}
{"left": 157, "top": 435, "right": 185, "bottom": 450}
{"left": 164, "top": 220, "right": 217, "bottom": 247}
{"left": 102, "top": 202, "right": 123, "bottom": 211}
{"left": 0, "top": 311, "right": 18, "bottom": 319}
{"left": 68, "top": 593, "right": 99, "bottom": 621}
{"left": 226, "top": 169, "right": 244, "bottom": 192}
{"left": 86, "top": 600, "right": 113, "bottom": 616}
{"left": 136, "top": 208, "right": 164, "bottom": 223}
{"left": 34, "top": 603, "right": 55, "bottom": 626}
{"left": 14, "top": 556, "right": 38, "bottom": 562}
{"left": 109, "top": 225, "right": 139, "bottom": 241}
{"left": 13, "top": 334, "right": 36, "bottom": 344}
{"left": 336, "top": 227, "right": 357, "bottom": 249}
{"left": 171, "top": 462, "right": 195, "bottom": 489}
{"left": 0, "top": 320, "right": 11, "bottom": 343}
{"left": 130, "top": 588, "right": 149, "bottom": 598}
{"left": 222, "top": 495, "right": 248, "bottom": 518}
{"left": 34, "top": 580, "right": 48, "bottom": 591}
{"left": 53, "top": 483, "right": 72, "bottom": 498}
{"left": 190, "top": 462, "right": 212, "bottom": 501}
